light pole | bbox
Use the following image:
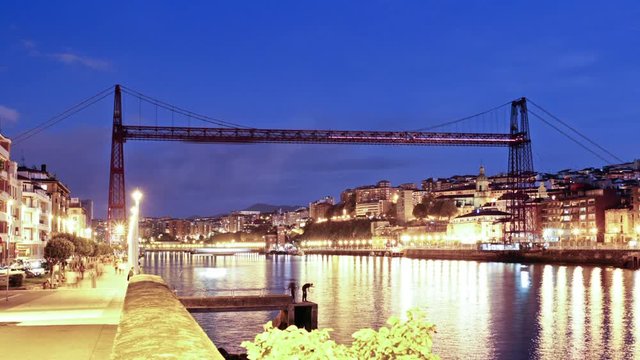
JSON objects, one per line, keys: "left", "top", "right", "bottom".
{"left": 6, "top": 199, "right": 14, "bottom": 301}
{"left": 128, "top": 189, "right": 143, "bottom": 274}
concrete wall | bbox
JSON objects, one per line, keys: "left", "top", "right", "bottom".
{"left": 404, "top": 248, "right": 640, "bottom": 269}
{"left": 111, "top": 275, "right": 224, "bottom": 360}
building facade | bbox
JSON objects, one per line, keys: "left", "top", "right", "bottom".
{"left": 540, "top": 188, "right": 619, "bottom": 243}
{"left": 18, "top": 165, "right": 71, "bottom": 234}
{"left": 18, "top": 179, "right": 52, "bottom": 258}
{"left": 0, "top": 135, "right": 20, "bottom": 263}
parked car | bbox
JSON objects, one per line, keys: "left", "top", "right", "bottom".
{"left": 0, "top": 267, "right": 26, "bottom": 287}
{"left": 25, "top": 267, "right": 46, "bottom": 278}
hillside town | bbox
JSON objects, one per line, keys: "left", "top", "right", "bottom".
{"left": 135, "top": 160, "right": 640, "bottom": 249}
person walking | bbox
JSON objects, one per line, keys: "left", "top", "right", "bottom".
{"left": 90, "top": 269, "right": 97, "bottom": 288}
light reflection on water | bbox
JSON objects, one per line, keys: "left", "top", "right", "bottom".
{"left": 143, "top": 252, "right": 640, "bottom": 359}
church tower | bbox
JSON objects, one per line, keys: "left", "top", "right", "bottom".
{"left": 474, "top": 165, "right": 491, "bottom": 208}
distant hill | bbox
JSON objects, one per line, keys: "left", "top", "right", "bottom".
{"left": 243, "top": 203, "right": 304, "bottom": 213}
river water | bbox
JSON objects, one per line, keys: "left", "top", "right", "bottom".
{"left": 142, "top": 252, "right": 640, "bottom": 359}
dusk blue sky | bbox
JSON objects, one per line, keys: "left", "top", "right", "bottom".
{"left": 1, "top": 2, "right": 639, "bottom": 218}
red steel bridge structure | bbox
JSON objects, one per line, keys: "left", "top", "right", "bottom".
{"left": 107, "top": 84, "right": 534, "bottom": 242}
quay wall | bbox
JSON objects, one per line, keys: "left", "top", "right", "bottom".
{"left": 111, "top": 275, "right": 224, "bottom": 360}
{"left": 404, "top": 249, "right": 640, "bottom": 269}
{"left": 307, "top": 248, "right": 640, "bottom": 269}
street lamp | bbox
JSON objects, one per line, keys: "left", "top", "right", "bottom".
{"left": 6, "top": 199, "right": 14, "bottom": 301}
{"left": 128, "top": 189, "right": 143, "bottom": 274}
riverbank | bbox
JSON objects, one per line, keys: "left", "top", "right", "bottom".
{"left": 306, "top": 248, "right": 640, "bottom": 269}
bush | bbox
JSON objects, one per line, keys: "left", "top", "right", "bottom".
{"left": 241, "top": 308, "right": 439, "bottom": 360}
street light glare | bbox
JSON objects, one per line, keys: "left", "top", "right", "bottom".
{"left": 132, "top": 189, "right": 143, "bottom": 202}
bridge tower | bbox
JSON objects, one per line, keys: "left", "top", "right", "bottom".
{"left": 107, "top": 84, "right": 126, "bottom": 240}
{"left": 506, "top": 97, "right": 534, "bottom": 242}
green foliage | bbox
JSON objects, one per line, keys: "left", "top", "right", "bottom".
{"left": 241, "top": 308, "right": 439, "bottom": 360}
{"left": 51, "top": 233, "right": 94, "bottom": 257}
{"left": 430, "top": 199, "right": 457, "bottom": 219}
{"left": 416, "top": 194, "right": 458, "bottom": 220}
{"left": 44, "top": 237, "right": 75, "bottom": 265}
{"left": 242, "top": 322, "right": 350, "bottom": 360}
{"left": 413, "top": 203, "right": 428, "bottom": 219}
{"left": 93, "top": 242, "right": 113, "bottom": 257}
{"left": 297, "top": 219, "right": 372, "bottom": 241}
{"left": 350, "top": 309, "right": 438, "bottom": 359}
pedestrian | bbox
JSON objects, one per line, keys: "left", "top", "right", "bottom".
{"left": 90, "top": 269, "right": 97, "bottom": 288}
{"left": 67, "top": 270, "right": 77, "bottom": 288}
{"left": 79, "top": 263, "right": 85, "bottom": 280}
{"left": 287, "top": 282, "right": 297, "bottom": 303}
{"left": 302, "top": 283, "right": 314, "bottom": 302}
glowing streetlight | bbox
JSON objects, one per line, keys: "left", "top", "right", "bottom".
{"left": 114, "top": 223, "right": 125, "bottom": 236}
{"left": 128, "top": 189, "right": 143, "bottom": 275}
{"left": 6, "top": 199, "right": 14, "bottom": 301}
{"left": 132, "top": 189, "right": 143, "bottom": 205}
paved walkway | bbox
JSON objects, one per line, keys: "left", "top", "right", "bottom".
{"left": 0, "top": 266, "right": 128, "bottom": 360}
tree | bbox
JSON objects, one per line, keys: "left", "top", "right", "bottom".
{"left": 241, "top": 308, "right": 439, "bottom": 359}
{"left": 413, "top": 203, "right": 428, "bottom": 219}
{"left": 416, "top": 194, "right": 459, "bottom": 220}
{"left": 69, "top": 235, "right": 94, "bottom": 257}
{"left": 93, "top": 242, "right": 113, "bottom": 257}
{"left": 44, "top": 237, "right": 75, "bottom": 279}
{"left": 435, "top": 199, "right": 458, "bottom": 219}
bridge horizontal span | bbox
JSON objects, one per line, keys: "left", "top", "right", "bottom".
{"left": 180, "top": 294, "right": 292, "bottom": 313}
{"left": 121, "top": 125, "right": 522, "bottom": 147}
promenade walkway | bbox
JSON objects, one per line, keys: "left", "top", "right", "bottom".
{"left": 0, "top": 266, "right": 128, "bottom": 360}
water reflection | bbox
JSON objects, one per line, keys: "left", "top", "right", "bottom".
{"left": 143, "top": 253, "right": 640, "bottom": 358}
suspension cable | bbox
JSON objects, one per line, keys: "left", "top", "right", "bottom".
{"left": 119, "top": 85, "right": 253, "bottom": 129}
{"left": 12, "top": 85, "right": 114, "bottom": 143}
{"left": 529, "top": 110, "right": 613, "bottom": 165}
{"left": 528, "top": 99, "right": 623, "bottom": 163}
{"left": 414, "top": 101, "right": 512, "bottom": 131}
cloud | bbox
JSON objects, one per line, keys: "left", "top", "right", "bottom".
{"left": 49, "top": 52, "right": 111, "bottom": 71}
{"left": 22, "top": 39, "right": 111, "bottom": 71}
{"left": 0, "top": 105, "right": 19, "bottom": 123}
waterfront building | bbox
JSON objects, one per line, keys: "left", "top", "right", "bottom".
{"left": 396, "top": 189, "right": 415, "bottom": 224}
{"left": 355, "top": 200, "right": 392, "bottom": 218}
{"left": 309, "top": 196, "right": 334, "bottom": 221}
{"left": 18, "top": 178, "right": 52, "bottom": 258}
{"left": 80, "top": 199, "right": 94, "bottom": 228}
{"left": 540, "top": 187, "right": 619, "bottom": 243}
{"left": 604, "top": 207, "right": 635, "bottom": 243}
{"left": 68, "top": 198, "right": 89, "bottom": 238}
{"left": 355, "top": 180, "right": 399, "bottom": 204}
{"left": 421, "top": 178, "right": 455, "bottom": 192}
{"left": 167, "top": 219, "right": 193, "bottom": 239}
{"left": 18, "top": 164, "right": 71, "bottom": 234}
{"left": 447, "top": 208, "right": 510, "bottom": 244}
{"left": 192, "top": 218, "right": 216, "bottom": 239}
{"left": 285, "top": 208, "right": 309, "bottom": 227}
{"left": 0, "top": 134, "right": 21, "bottom": 263}
{"left": 92, "top": 218, "right": 108, "bottom": 242}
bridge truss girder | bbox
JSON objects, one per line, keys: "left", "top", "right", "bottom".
{"left": 107, "top": 86, "right": 534, "bottom": 243}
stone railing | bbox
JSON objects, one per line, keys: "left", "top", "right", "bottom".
{"left": 111, "top": 275, "right": 224, "bottom": 360}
